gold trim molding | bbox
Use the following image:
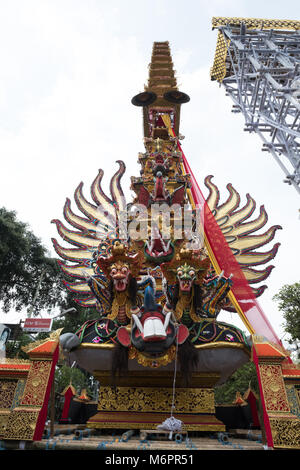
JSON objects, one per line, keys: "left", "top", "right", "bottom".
{"left": 212, "top": 17, "right": 300, "bottom": 31}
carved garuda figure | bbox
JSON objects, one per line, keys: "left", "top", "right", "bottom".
{"left": 161, "top": 246, "right": 233, "bottom": 325}
{"left": 95, "top": 241, "right": 143, "bottom": 325}
{"left": 55, "top": 159, "right": 278, "bottom": 379}
{"left": 161, "top": 247, "right": 210, "bottom": 324}
{"left": 160, "top": 246, "right": 246, "bottom": 351}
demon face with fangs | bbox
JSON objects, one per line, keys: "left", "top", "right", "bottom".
{"left": 116, "top": 285, "right": 189, "bottom": 355}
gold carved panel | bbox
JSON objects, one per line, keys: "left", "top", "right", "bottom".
{"left": 98, "top": 386, "right": 215, "bottom": 414}
{"left": 0, "top": 413, "right": 10, "bottom": 436}
{"left": 20, "top": 361, "right": 52, "bottom": 406}
{"left": 4, "top": 409, "right": 39, "bottom": 441}
{"left": 0, "top": 379, "right": 18, "bottom": 410}
{"left": 270, "top": 416, "right": 300, "bottom": 449}
{"left": 259, "top": 364, "right": 290, "bottom": 412}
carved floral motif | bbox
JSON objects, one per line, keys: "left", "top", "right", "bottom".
{"left": 20, "top": 361, "right": 52, "bottom": 407}
{"left": 258, "top": 364, "right": 290, "bottom": 412}
{"left": 98, "top": 386, "right": 214, "bottom": 414}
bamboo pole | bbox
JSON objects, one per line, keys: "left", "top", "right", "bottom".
{"left": 74, "top": 428, "right": 97, "bottom": 439}
{"left": 43, "top": 424, "right": 85, "bottom": 438}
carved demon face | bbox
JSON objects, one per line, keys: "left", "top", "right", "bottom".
{"left": 131, "top": 307, "right": 175, "bottom": 355}
{"left": 129, "top": 286, "right": 172, "bottom": 354}
{"left": 131, "top": 286, "right": 189, "bottom": 356}
{"left": 109, "top": 261, "right": 130, "bottom": 291}
{"left": 176, "top": 263, "right": 196, "bottom": 292}
{"left": 117, "top": 286, "right": 189, "bottom": 356}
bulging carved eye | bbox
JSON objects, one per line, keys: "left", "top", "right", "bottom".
{"left": 121, "top": 266, "right": 128, "bottom": 274}
{"left": 177, "top": 270, "right": 183, "bottom": 277}
{"left": 189, "top": 270, "right": 195, "bottom": 277}
{"left": 110, "top": 268, "right": 117, "bottom": 276}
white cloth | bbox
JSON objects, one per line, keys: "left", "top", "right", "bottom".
{"left": 156, "top": 416, "right": 182, "bottom": 432}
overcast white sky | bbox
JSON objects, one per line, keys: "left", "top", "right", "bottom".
{"left": 0, "top": 0, "right": 299, "bottom": 346}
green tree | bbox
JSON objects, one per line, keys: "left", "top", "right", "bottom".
{"left": 5, "top": 329, "right": 33, "bottom": 359}
{"left": 0, "top": 207, "right": 100, "bottom": 421}
{"left": 48, "top": 364, "right": 96, "bottom": 422}
{"left": 273, "top": 282, "right": 300, "bottom": 358}
{"left": 0, "top": 207, "right": 66, "bottom": 313}
{"left": 273, "top": 282, "right": 300, "bottom": 342}
{"left": 51, "top": 296, "right": 97, "bottom": 334}
{"left": 54, "top": 363, "right": 92, "bottom": 395}
{"left": 214, "top": 361, "right": 259, "bottom": 405}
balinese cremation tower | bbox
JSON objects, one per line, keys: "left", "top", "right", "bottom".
{"left": 52, "top": 40, "right": 296, "bottom": 439}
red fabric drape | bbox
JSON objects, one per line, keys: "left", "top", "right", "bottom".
{"left": 176, "top": 138, "right": 281, "bottom": 345}
{"left": 33, "top": 345, "right": 59, "bottom": 440}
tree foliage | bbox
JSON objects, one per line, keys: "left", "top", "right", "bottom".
{"left": 273, "top": 282, "right": 300, "bottom": 356}
{"left": 215, "top": 282, "right": 300, "bottom": 406}
{"left": 214, "top": 361, "right": 259, "bottom": 405}
{"left": 0, "top": 207, "right": 65, "bottom": 313}
{"left": 54, "top": 363, "right": 93, "bottom": 395}
{"left": 0, "top": 207, "right": 101, "bottom": 418}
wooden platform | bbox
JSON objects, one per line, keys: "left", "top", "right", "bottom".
{"left": 1, "top": 425, "right": 266, "bottom": 451}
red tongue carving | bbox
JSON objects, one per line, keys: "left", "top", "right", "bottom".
{"left": 117, "top": 327, "right": 131, "bottom": 347}
{"left": 181, "top": 280, "right": 191, "bottom": 290}
{"left": 177, "top": 324, "right": 189, "bottom": 344}
{"left": 153, "top": 237, "right": 164, "bottom": 255}
{"left": 155, "top": 176, "right": 165, "bottom": 200}
{"left": 116, "top": 279, "right": 125, "bottom": 290}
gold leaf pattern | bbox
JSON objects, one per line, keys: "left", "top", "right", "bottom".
{"left": 270, "top": 417, "right": 300, "bottom": 449}
{"left": 0, "top": 379, "right": 18, "bottom": 410}
{"left": 4, "top": 410, "right": 39, "bottom": 441}
{"left": 98, "top": 386, "right": 214, "bottom": 414}
{"left": 129, "top": 345, "right": 176, "bottom": 368}
{"left": 259, "top": 364, "right": 290, "bottom": 412}
{"left": 212, "top": 17, "right": 300, "bottom": 31}
{"left": 210, "top": 30, "right": 230, "bottom": 82}
{"left": 20, "top": 361, "right": 52, "bottom": 406}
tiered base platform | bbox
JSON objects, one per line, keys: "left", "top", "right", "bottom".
{"left": 87, "top": 371, "right": 225, "bottom": 432}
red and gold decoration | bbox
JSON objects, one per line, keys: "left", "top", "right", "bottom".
{"left": 252, "top": 335, "right": 300, "bottom": 449}
{"left": 90, "top": 370, "right": 224, "bottom": 431}
{"left": 59, "top": 383, "right": 76, "bottom": 424}
{"left": 50, "top": 39, "right": 300, "bottom": 445}
{"left": 0, "top": 330, "right": 61, "bottom": 441}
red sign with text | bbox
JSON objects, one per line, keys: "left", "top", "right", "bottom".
{"left": 23, "top": 318, "right": 53, "bottom": 333}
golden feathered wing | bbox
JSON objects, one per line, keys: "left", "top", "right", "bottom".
{"left": 51, "top": 161, "right": 127, "bottom": 309}
{"left": 52, "top": 165, "right": 281, "bottom": 309}
{"left": 204, "top": 175, "right": 281, "bottom": 299}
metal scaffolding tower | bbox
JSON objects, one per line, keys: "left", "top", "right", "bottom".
{"left": 211, "top": 17, "right": 300, "bottom": 195}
